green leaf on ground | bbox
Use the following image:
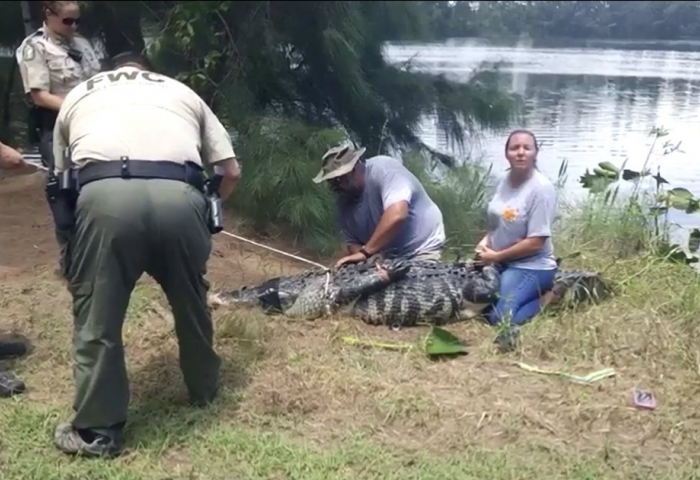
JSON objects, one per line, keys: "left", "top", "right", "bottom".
{"left": 422, "top": 326, "right": 468, "bottom": 356}
{"left": 342, "top": 326, "right": 467, "bottom": 357}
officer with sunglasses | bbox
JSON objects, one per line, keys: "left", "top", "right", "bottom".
{"left": 15, "top": 1, "right": 102, "bottom": 279}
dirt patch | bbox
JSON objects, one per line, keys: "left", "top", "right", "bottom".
{"left": 0, "top": 170, "right": 59, "bottom": 273}
{"left": 0, "top": 167, "right": 318, "bottom": 286}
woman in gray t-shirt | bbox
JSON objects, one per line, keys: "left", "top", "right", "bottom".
{"left": 475, "top": 129, "right": 559, "bottom": 327}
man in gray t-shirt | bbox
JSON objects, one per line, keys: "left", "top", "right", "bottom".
{"left": 312, "top": 143, "right": 445, "bottom": 267}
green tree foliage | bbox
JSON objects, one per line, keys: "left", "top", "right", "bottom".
{"left": 140, "top": 1, "right": 519, "bottom": 253}
{"left": 147, "top": 1, "right": 519, "bottom": 164}
{"left": 426, "top": 1, "right": 700, "bottom": 42}
{"left": 0, "top": 1, "right": 517, "bottom": 253}
{"left": 0, "top": 2, "right": 24, "bottom": 48}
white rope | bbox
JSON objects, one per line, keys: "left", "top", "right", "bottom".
{"left": 219, "top": 230, "right": 329, "bottom": 271}
{"left": 219, "top": 230, "right": 334, "bottom": 311}
{"left": 20, "top": 157, "right": 334, "bottom": 300}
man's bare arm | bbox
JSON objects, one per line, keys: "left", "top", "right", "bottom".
{"left": 213, "top": 158, "right": 241, "bottom": 201}
{"left": 362, "top": 201, "right": 409, "bottom": 255}
{"left": 0, "top": 142, "right": 26, "bottom": 170}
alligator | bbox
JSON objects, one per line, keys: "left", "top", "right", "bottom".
{"left": 209, "top": 257, "right": 610, "bottom": 326}
{"left": 210, "top": 257, "right": 501, "bottom": 324}
{"left": 212, "top": 257, "right": 414, "bottom": 320}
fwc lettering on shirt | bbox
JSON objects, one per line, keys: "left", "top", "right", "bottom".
{"left": 84, "top": 69, "right": 166, "bottom": 92}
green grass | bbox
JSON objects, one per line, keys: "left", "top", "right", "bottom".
{"left": 3, "top": 123, "right": 700, "bottom": 478}
{"left": 3, "top": 202, "right": 700, "bottom": 479}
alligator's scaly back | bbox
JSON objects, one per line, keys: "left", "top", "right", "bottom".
{"left": 353, "top": 263, "right": 500, "bottom": 327}
{"left": 283, "top": 259, "right": 411, "bottom": 319}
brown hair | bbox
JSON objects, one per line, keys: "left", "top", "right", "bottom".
{"left": 505, "top": 129, "right": 539, "bottom": 154}
{"left": 505, "top": 128, "right": 540, "bottom": 169}
{"left": 42, "top": 1, "right": 79, "bottom": 18}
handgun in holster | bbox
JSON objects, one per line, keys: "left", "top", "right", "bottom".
{"left": 203, "top": 173, "right": 224, "bottom": 234}
{"left": 45, "top": 147, "right": 78, "bottom": 232}
{"left": 27, "top": 104, "right": 58, "bottom": 168}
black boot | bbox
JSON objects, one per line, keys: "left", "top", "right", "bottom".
{"left": 0, "top": 332, "right": 31, "bottom": 360}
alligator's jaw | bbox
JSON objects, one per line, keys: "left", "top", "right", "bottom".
{"left": 458, "top": 300, "right": 491, "bottom": 319}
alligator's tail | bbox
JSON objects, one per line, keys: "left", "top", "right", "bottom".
{"left": 553, "top": 269, "right": 611, "bottom": 303}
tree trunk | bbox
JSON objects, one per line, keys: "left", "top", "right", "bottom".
{"left": 20, "top": 1, "right": 35, "bottom": 36}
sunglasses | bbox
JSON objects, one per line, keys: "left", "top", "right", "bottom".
{"left": 62, "top": 17, "right": 80, "bottom": 26}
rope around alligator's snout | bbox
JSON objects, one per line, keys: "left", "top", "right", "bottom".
{"left": 218, "top": 231, "right": 333, "bottom": 310}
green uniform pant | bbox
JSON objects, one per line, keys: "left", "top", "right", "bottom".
{"left": 56, "top": 230, "right": 71, "bottom": 279}
{"left": 66, "top": 178, "right": 221, "bottom": 431}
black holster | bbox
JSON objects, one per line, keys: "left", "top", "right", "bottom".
{"left": 204, "top": 174, "right": 224, "bottom": 234}
{"left": 45, "top": 170, "right": 78, "bottom": 232}
{"left": 29, "top": 106, "right": 58, "bottom": 169}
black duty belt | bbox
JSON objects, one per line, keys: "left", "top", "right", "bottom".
{"left": 75, "top": 158, "right": 206, "bottom": 193}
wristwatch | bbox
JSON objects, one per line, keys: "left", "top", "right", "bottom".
{"left": 359, "top": 246, "right": 371, "bottom": 258}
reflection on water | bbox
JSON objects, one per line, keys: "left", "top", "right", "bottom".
{"left": 385, "top": 39, "right": 700, "bottom": 230}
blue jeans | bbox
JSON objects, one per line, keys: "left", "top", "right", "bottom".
{"left": 486, "top": 265, "right": 558, "bottom": 327}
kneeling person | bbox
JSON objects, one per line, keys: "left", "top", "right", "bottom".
{"left": 51, "top": 52, "right": 241, "bottom": 458}
{"left": 313, "top": 144, "right": 446, "bottom": 268}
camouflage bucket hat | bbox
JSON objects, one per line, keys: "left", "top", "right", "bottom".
{"left": 312, "top": 144, "right": 366, "bottom": 184}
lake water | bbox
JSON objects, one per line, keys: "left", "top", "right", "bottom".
{"left": 384, "top": 38, "right": 700, "bottom": 234}
{"left": 4, "top": 37, "right": 700, "bottom": 235}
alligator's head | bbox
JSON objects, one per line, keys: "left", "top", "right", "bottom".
{"left": 332, "top": 259, "right": 411, "bottom": 306}
{"left": 209, "top": 275, "right": 309, "bottom": 314}
{"left": 447, "top": 264, "right": 500, "bottom": 319}
{"left": 461, "top": 264, "right": 501, "bottom": 304}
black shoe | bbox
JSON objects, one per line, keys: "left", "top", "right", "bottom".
{"left": 189, "top": 385, "right": 219, "bottom": 407}
{"left": 0, "top": 341, "right": 27, "bottom": 360}
{"left": 0, "top": 371, "right": 26, "bottom": 397}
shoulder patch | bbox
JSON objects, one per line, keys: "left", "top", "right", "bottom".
{"left": 22, "top": 43, "right": 36, "bottom": 61}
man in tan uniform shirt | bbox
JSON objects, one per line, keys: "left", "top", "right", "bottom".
{"left": 51, "top": 52, "right": 241, "bottom": 458}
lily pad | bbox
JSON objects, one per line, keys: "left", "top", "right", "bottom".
{"left": 598, "top": 161, "right": 620, "bottom": 174}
